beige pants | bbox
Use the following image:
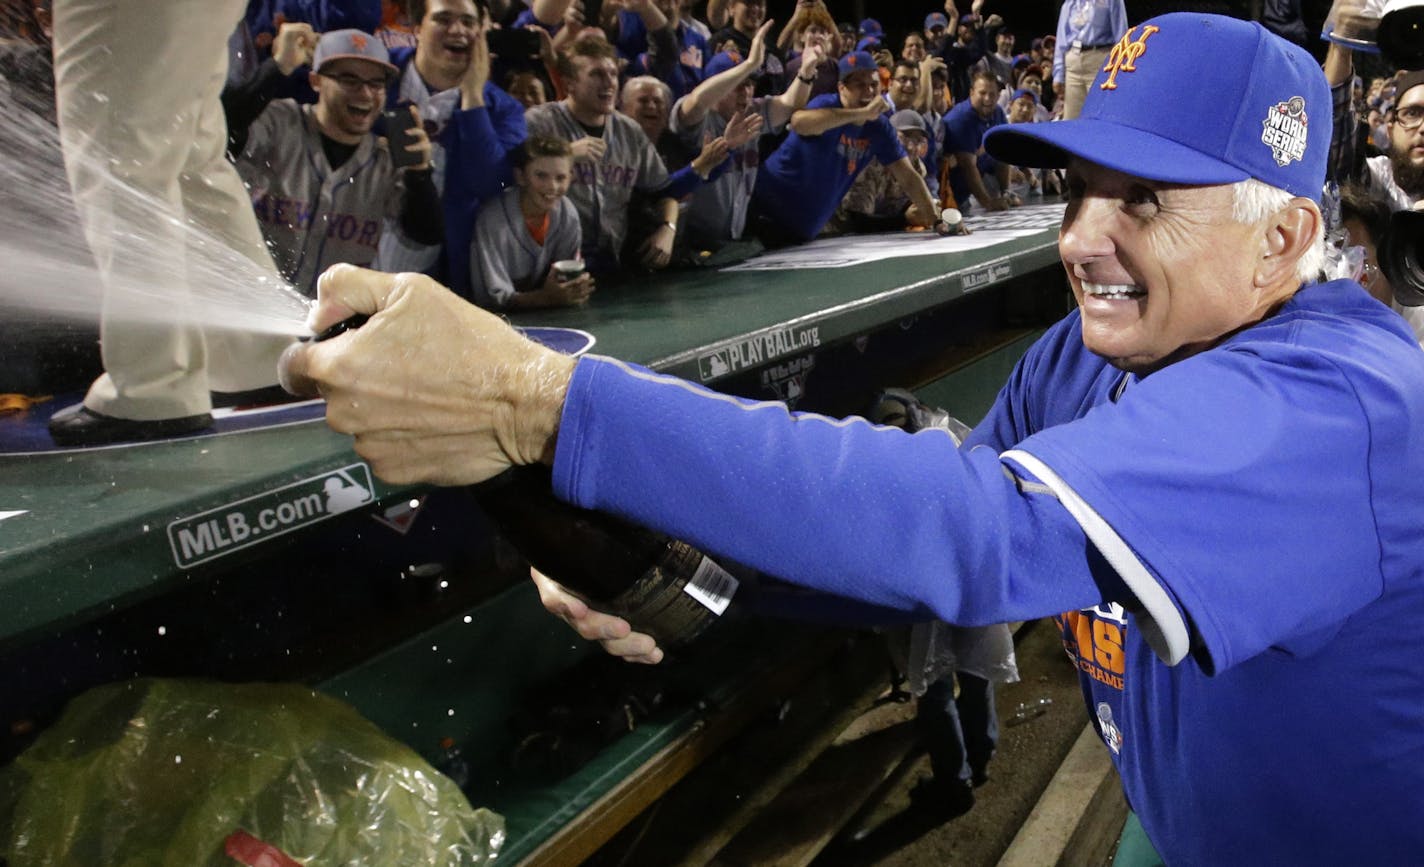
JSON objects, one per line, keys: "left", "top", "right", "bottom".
{"left": 52, "top": 0, "right": 287, "bottom": 420}
{"left": 1061, "top": 46, "right": 1112, "bottom": 121}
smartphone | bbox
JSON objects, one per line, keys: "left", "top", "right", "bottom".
{"left": 381, "top": 107, "right": 424, "bottom": 169}
{"left": 486, "top": 27, "right": 541, "bottom": 58}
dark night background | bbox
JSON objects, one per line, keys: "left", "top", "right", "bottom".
{"left": 809, "top": 1, "right": 1343, "bottom": 64}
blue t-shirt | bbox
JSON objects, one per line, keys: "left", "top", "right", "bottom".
{"left": 752, "top": 93, "right": 906, "bottom": 241}
{"left": 941, "top": 99, "right": 1006, "bottom": 206}
{"left": 553, "top": 280, "right": 1424, "bottom": 863}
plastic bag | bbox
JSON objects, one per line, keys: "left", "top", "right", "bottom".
{"left": 0, "top": 678, "right": 503, "bottom": 866}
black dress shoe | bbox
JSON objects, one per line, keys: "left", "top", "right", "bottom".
{"left": 48, "top": 404, "right": 214, "bottom": 446}
{"left": 907, "top": 776, "right": 976, "bottom": 821}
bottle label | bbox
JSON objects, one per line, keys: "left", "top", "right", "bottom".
{"left": 683, "top": 556, "right": 738, "bottom": 615}
{"left": 611, "top": 542, "right": 739, "bottom": 647}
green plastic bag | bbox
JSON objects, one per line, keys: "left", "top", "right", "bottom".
{"left": 0, "top": 678, "right": 503, "bottom": 866}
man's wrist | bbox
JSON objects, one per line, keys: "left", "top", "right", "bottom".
{"left": 798, "top": 72, "right": 816, "bottom": 83}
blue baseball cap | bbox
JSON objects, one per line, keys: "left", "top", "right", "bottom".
{"left": 837, "top": 50, "right": 877, "bottom": 81}
{"left": 924, "top": 12, "right": 949, "bottom": 30}
{"left": 1010, "top": 88, "right": 1037, "bottom": 105}
{"left": 703, "top": 49, "right": 745, "bottom": 78}
{"left": 855, "top": 35, "right": 881, "bottom": 52}
{"left": 983, "top": 14, "right": 1329, "bottom": 199}
{"left": 859, "top": 18, "right": 882, "bottom": 36}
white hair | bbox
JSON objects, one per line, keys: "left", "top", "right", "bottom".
{"left": 1230, "top": 177, "right": 1326, "bottom": 283}
{"left": 619, "top": 75, "right": 672, "bottom": 110}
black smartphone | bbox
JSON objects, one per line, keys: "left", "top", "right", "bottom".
{"left": 381, "top": 107, "right": 424, "bottom": 169}
{"left": 486, "top": 27, "right": 540, "bottom": 58}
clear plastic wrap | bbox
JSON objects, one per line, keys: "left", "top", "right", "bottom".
{"left": 0, "top": 678, "right": 504, "bottom": 866}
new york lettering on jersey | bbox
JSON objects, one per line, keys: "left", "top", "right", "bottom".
{"left": 837, "top": 134, "right": 871, "bottom": 176}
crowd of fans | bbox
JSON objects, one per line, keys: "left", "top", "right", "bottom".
{"left": 1, "top": 0, "right": 1086, "bottom": 316}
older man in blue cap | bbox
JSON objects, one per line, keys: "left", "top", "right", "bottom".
{"left": 285, "top": 15, "right": 1424, "bottom": 863}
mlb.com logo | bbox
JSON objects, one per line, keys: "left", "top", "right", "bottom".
{"left": 167, "top": 465, "right": 375, "bottom": 568}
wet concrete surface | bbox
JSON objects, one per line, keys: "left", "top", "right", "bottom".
{"left": 583, "top": 618, "right": 1093, "bottom": 866}
{"left": 813, "top": 619, "right": 1094, "bottom": 867}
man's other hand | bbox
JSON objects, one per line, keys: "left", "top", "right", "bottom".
{"left": 532, "top": 568, "right": 666, "bottom": 664}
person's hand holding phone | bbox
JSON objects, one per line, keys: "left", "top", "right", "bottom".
{"left": 382, "top": 104, "right": 431, "bottom": 171}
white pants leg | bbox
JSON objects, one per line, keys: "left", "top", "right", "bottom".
{"left": 1062, "top": 46, "right": 1111, "bottom": 121}
{"left": 52, "top": 0, "right": 287, "bottom": 419}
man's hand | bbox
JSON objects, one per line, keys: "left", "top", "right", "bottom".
{"left": 638, "top": 222, "right": 675, "bottom": 269}
{"left": 278, "top": 264, "right": 575, "bottom": 485}
{"left": 799, "top": 42, "right": 825, "bottom": 74}
{"left": 400, "top": 104, "right": 433, "bottom": 171}
{"left": 858, "top": 95, "right": 890, "bottom": 122}
{"left": 691, "top": 132, "right": 732, "bottom": 177}
{"left": 538, "top": 268, "right": 596, "bottom": 305}
{"left": 721, "top": 106, "right": 764, "bottom": 149}
{"left": 460, "top": 26, "right": 491, "bottom": 108}
{"left": 273, "top": 22, "right": 318, "bottom": 76}
{"left": 531, "top": 568, "right": 665, "bottom": 664}
{"left": 904, "top": 200, "right": 941, "bottom": 228}
{"left": 569, "top": 135, "right": 608, "bottom": 163}
{"left": 746, "top": 18, "right": 774, "bottom": 70}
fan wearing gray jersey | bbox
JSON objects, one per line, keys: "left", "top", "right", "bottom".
{"left": 376, "top": 0, "right": 528, "bottom": 300}
{"left": 524, "top": 38, "right": 680, "bottom": 274}
{"left": 668, "top": 22, "right": 823, "bottom": 250}
{"left": 470, "top": 136, "right": 593, "bottom": 310}
{"left": 225, "top": 28, "right": 443, "bottom": 295}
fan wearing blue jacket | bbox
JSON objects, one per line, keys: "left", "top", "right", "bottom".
{"left": 376, "top": 0, "right": 526, "bottom": 299}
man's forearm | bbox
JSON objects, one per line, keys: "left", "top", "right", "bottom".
{"left": 770, "top": 75, "right": 812, "bottom": 126}
{"left": 790, "top": 107, "right": 863, "bottom": 136}
{"left": 221, "top": 58, "right": 287, "bottom": 153}
{"left": 957, "top": 152, "right": 994, "bottom": 205}
{"left": 889, "top": 157, "right": 938, "bottom": 222}
{"left": 1323, "top": 41, "right": 1353, "bottom": 87}
{"left": 657, "top": 196, "right": 678, "bottom": 225}
{"left": 682, "top": 62, "right": 754, "bottom": 124}
{"left": 635, "top": 1, "right": 669, "bottom": 32}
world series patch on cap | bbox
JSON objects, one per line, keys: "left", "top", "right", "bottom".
{"left": 983, "top": 13, "right": 1330, "bottom": 200}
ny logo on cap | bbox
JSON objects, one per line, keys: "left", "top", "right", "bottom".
{"left": 350, "top": 33, "right": 368, "bottom": 50}
{"left": 1099, "top": 25, "right": 1159, "bottom": 90}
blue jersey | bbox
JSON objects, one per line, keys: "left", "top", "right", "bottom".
{"left": 941, "top": 100, "right": 1006, "bottom": 206}
{"left": 552, "top": 280, "right": 1424, "bottom": 863}
{"left": 752, "top": 93, "right": 906, "bottom": 242}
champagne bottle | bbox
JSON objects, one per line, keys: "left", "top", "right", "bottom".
{"left": 472, "top": 465, "right": 739, "bottom": 649}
